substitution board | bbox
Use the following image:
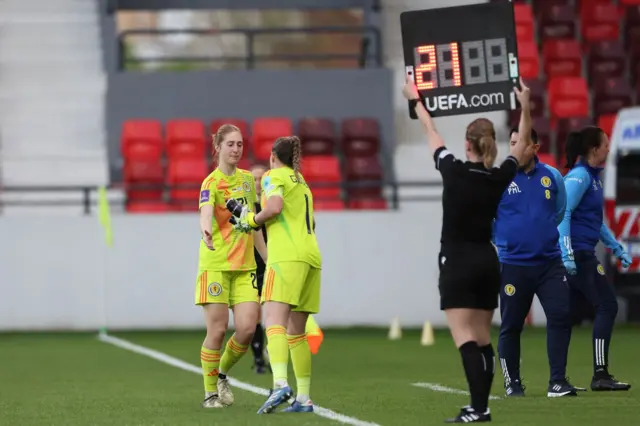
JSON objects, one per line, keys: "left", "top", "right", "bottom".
{"left": 401, "top": 2, "right": 520, "bottom": 118}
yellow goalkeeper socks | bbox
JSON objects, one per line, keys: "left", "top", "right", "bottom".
{"left": 200, "top": 346, "right": 221, "bottom": 396}
{"left": 219, "top": 334, "right": 249, "bottom": 376}
{"left": 266, "top": 325, "right": 289, "bottom": 388}
{"left": 288, "top": 333, "right": 312, "bottom": 402}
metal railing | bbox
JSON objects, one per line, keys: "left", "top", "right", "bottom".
{"left": 0, "top": 181, "right": 444, "bottom": 214}
{"left": 118, "top": 26, "right": 383, "bottom": 70}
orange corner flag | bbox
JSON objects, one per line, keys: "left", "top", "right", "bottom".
{"left": 305, "top": 315, "right": 323, "bottom": 355}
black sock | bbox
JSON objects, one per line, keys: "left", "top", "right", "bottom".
{"left": 459, "top": 341, "right": 488, "bottom": 413}
{"left": 479, "top": 344, "right": 496, "bottom": 402}
{"left": 251, "top": 323, "right": 265, "bottom": 363}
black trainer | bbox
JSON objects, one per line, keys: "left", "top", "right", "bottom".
{"left": 505, "top": 379, "right": 526, "bottom": 397}
{"left": 591, "top": 374, "right": 631, "bottom": 391}
{"left": 547, "top": 379, "right": 578, "bottom": 397}
{"left": 444, "top": 407, "right": 491, "bottom": 423}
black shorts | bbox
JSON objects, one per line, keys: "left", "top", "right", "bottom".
{"left": 438, "top": 242, "right": 500, "bottom": 311}
{"left": 256, "top": 272, "right": 264, "bottom": 297}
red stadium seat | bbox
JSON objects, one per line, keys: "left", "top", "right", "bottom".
{"left": 556, "top": 117, "right": 593, "bottom": 156}
{"left": 167, "top": 158, "right": 208, "bottom": 203}
{"left": 625, "top": 6, "right": 640, "bottom": 48}
{"left": 344, "top": 156, "right": 384, "bottom": 198}
{"left": 542, "top": 39, "right": 582, "bottom": 78}
{"left": 597, "top": 113, "right": 617, "bottom": 138}
{"left": 123, "top": 161, "right": 164, "bottom": 202}
{"left": 166, "top": 119, "right": 206, "bottom": 159}
{"left": 347, "top": 198, "right": 388, "bottom": 210}
{"left": 517, "top": 41, "right": 540, "bottom": 79}
{"left": 538, "top": 4, "right": 577, "bottom": 41}
{"left": 341, "top": 118, "right": 381, "bottom": 157}
{"left": 126, "top": 201, "right": 170, "bottom": 214}
{"left": 537, "top": 153, "right": 558, "bottom": 169}
{"left": 593, "top": 78, "right": 633, "bottom": 119}
{"left": 301, "top": 156, "right": 341, "bottom": 199}
{"left": 588, "top": 41, "right": 626, "bottom": 84}
{"left": 252, "top": 117, "right": 293, "bottom": 161}
{"left": 533, "top": 0, "right": 571, "bottom": 17}
{"left": 548, "top": 77, "right": 590, "bottom": 121}
{"left": 621, "top": 0, "right": 640, "bottom": 6}
{"left": 313, "top": 199, "right": 345, "bottom": 211}
{"left": 298, "top": 117, "right": 336, "bottom": 156}
{"left": 514, "top": 4, "right": 535, "bottom": 42}
{"left": 121, "top": 120, "right": 163, "bottom": 161}
{"left": 580, "top": 3, "right": 620, "bottom": 44}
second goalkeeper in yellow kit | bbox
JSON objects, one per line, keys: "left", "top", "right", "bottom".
{"left": 229, "top": 136, "right": 322, "bottom": 415}
{"left": 196, "top": 124, "right": 267, "bottom": 409}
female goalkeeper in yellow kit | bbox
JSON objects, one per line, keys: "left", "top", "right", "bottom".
{"left": 196, "top": 123, "right": 267, "bottom": 409}
{"left": 228, "top": 136, "right": 322, "bottom": 414}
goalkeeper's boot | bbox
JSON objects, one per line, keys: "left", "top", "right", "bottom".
{"left": 201, "top": 394, "right": 225, "bottom": 409}
{"left": 547, "top": 379, "right": 578, "bottom": 397}
{"left": 504, "top": 379, "right": 525, "bottom": 397}
{"left": 282, "top": 400, "right": 314, "bottom": 413}
{"left": 257, "top": 386, "right": 293, "bottom": 414}
{"left": 217, "top": 377, "right": 234, "bottom": 406}
{"left": 591, "top": 372, "right": 631, "bottom": 391}
{"left": 444, "top": 407, "right": 491, "bottom": 423}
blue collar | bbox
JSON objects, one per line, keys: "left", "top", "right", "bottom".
{"left": 575, "top": 159, "right": 603, "bottom": 176}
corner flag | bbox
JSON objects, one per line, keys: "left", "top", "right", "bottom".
{"left": 98, "top": 186, "right": 113, "bottom": 247}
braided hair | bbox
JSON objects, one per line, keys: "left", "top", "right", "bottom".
{"left": 272, "top": 136, "right": 302, "bottom": 180}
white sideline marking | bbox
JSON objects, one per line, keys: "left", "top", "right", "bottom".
{"left": 412, "top": 382, "right": 501, "bottom": 400}
{"left": 98, "top": 332, "right": 381, "bottom": 426}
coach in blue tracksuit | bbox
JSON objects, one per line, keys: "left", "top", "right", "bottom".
{"left": 559, "top": 126, "right": 632, "bottom": 392}
{"left": 494, "top": 128, "right": 580, "bottom": 398}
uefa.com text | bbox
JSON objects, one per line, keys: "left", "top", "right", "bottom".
{"left": 423, "top": 92, "right": 505, "bottom": 112}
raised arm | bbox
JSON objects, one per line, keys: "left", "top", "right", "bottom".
{"left": 402, "top": 76, "right": 445, "bottom": 157}
{"left": 510, "top": 78, "right": 531, "bottom": 166}
{"left": 557, "top": 168, "right": 590, "bottom": 267}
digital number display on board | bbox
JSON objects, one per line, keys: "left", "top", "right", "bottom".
{"left": 401, "top": 2, "right": 520, "bottom": 118}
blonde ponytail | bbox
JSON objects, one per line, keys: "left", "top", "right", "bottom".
{"left": 465, "top": 118, "right": 497, "bottom": 169}
{"left": 479, "top": 136, "right": 497, "bottom": 168}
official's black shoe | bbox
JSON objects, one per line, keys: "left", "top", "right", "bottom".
{"left": 547, "top": 379, "right": 578, "bottom": 397}
{"left": 444, "top": 407, "right": 491, "bottom": 423}
{"left": 591, "top": 374, "right": 631, "bottom": 391}
{"left": 252, "top": 359, "right": 271, "bottom": 374}
{"left": 505, "top": 379, "right": 526, "bottom": 397}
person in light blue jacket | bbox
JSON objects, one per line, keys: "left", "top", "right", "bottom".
{"left": 558, "top": 126, "right": 632, "bottom": 392}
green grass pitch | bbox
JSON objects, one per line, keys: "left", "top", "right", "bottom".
{"left": 0, "top": 326, "right": 638, "bottom": 425}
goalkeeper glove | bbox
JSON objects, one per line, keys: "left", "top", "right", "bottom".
{"left": 226, "top": 199, "right": 260, "bottom": 232}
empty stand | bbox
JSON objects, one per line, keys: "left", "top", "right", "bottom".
{"left": 121, "top": 120, "right": 163, "bottom": 161}
{"left": 126, "top": 201, "right": 171, "bottom": 214}
{"left": 538, "top": 4, "right": 577, "bottom": 41}
{"left": 548, "top": 77, "right": 590, "bottom": 122}
{"left": 252, "top": 117, "right": 293, "bottom": 161}
{"left": 542, "top": 39, "right": 582, "bottom": 78}
{"left": 313, "top": 200, "right": 345, "bottom": 211}
{"left": 537, "top": 153, "right": 559, "bottom": 169}
{"left": 517, "top": 40, "right": 540, "bottom": 79}
{"left": 593, "top": 78, "right": 633, "bottom": 119}
{"left": 625, "top": 6, "right": 640, "bottom": 48}
{"left": 298, "top": 118, "right": 336, "bottom": 156}
{"left": 598, "top": 113, "right": 617, "bottom": 138}
{"left": 588, "top": 40, "right": 626, "bottom": 84}
{"left": 341, "top": 118, "right": 381, "bottom": 157}
{"left": 166, "top": 119, "right": 206, "bottom": 159}
{"left": 167, "top": 158, "right": 208, "bottom": 206}
{"left": 532, "top": 117, "right": 552, "bottom": 153}
{"left": 580, "top": 2, "right": 620, "bottom": 44}
{"left": 514, "top": 3, "right": 535, "bottom": 42}
{"left": 556, "top": 116, "right": 594, "bottom": 159}
{"left": 348, "top": 198, "right": 388, "bottom": 210}
{"left": 507, "top": 79, "right": 546, "bottom": 127}
{"left": 123, "top": 161, "right": 164, "bottom": 202}
{"left": 301, "top": 156, "right": 342, "bottom": 200}
{"left": 344, "top": 156, "right": 384, "bottom": 198}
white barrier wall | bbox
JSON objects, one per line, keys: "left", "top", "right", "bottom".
{"left": 0, "top": 204, "right": 548, "bottom": 331}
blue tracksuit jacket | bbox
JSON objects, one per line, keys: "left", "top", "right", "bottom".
{"left": 493, "top": 157, "right": 566, "bottom": 265}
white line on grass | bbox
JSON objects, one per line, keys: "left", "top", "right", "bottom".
{"left": 98, "top": 332, "right": 381, "bottom": 426}
{"left": 412, "top": 382, "right": 501, "bottom": 400}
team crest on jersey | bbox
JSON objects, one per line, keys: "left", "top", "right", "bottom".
{"left": 597, "top": 264, "right": 605, "bottom": 275}
{"left": 504, "top": 284, "right": 516, "bottom": 296}
{"left": 540, "top": 176, "right": 551, "bottom": 188}
{"left": 243, "top": 181, "right": 251, "bottom": 192}
{"left": 208, "top": 282, "right": 222, "bottom": 296}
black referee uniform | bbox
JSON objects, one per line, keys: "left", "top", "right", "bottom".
{"left": 434, "top": 146, "right": 518, "bottom": 424}
{"left": 251, "top": 201, "right": 269, "bottom": 372}
{"left": 435, "top": 146, "right": 518, "bottom": 310}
